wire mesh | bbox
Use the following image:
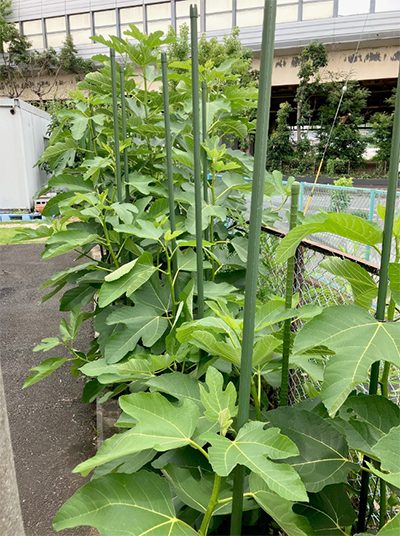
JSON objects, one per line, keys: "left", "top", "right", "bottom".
{"left": 259, "top": 229, "right": 400, "bottom": 528}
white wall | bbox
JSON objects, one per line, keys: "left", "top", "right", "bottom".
{"left": 0, "top": 99, "right": 50, "bottom": 210}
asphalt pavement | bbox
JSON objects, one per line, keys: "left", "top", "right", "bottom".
{"left": 0, "top": 244, "right": 97, "bottom": 536}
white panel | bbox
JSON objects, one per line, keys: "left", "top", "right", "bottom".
{"left": 375, "top": 0, "right": 400, "bottom": 12}
{"left": 303, "top": 1, "right": 333, "bottom": 20}
{"left": 46, "top": 17, "right": 66, "bottom": 32}
{"left": 95, "top": 26, "right": 117, "bottom": 38}
{"left": 206, "top": 0, "right": 231, "bottom": 14}
{"left": 23, "top": 19, "right": 42, "bottom": 34}
{"left": 70, "top": 29, "right": 92, "bottom": 45}
{"left": 47, "top": 32, "right": 67, "bottom": 47}
{"left": 277, "top": 4, "right": 298, "bottom": 23}
{"left": 28, "top": 34, "right": 44, "bottom": 49}
{"left": 69, "top": 13, "right": 91, "bottom": 30}
{"left": 237, "top": 8, "right": 263, "bottom": 27}
{"left": 237, "top": 0, "right": 264, "bottom": 9}
{"left": 206, "top": 13, "right": 231, "bottom": 31}
{"left": 277, "top": 0, "right": 297, "bottom": 4}
{"left": 177, "top": 18, "right": 190, "bottom": 30}
{"left": 94, "top": 10, "right": 117, "bottom": 27}
{"left": 121, "top": 22, "right": 144, "bottom": 36}
{"left": 120, "top": 7, "right": 143, "bottom": 24}
{"left": 147, "top": 2, "right": 171, "bottom": 20}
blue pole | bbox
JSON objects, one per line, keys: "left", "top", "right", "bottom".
{"left": 365, "top": 189, "right": 376, "bottom": 261}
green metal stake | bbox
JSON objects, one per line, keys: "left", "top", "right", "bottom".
{"left": 190, "top": 4, "right": 204, "bottom": 319}
{"left": 201, "top": 81, "right": 209, "bottom": 204}
{"left": 280, "top": 182, "right": 300, "bottom": 407}
{"left": 357, "top": 61, "right": 400, "bottom": 534}
{"left": 161, "top": 52, "right": 177, "bottom": 255}
{"left": 119, "top": 64, "right": 130, "bottom": 203}
{"left": 110, "top": 48, "right": 122, "bottom": 203}
{"left": 230, "top": 2, "right": 277, "bottom": 535}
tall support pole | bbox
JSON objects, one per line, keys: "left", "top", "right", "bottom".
{"left": 0, "top": 363, "right": 25, "bottom": 536}
{"left": 110, "top": 49, "right": 123, "bottom": 203}
{"left": 201, "top": 81, "right": 209, "bottom": 204}
{"left": 230, "top": 2, "right": 277, "bottom": 535}
{"left": 161, "top": 52, "right": 177, "bottom": 255}
{"left": 119, "top": 64, "right": 130, "bottom": 204}
{"left": 190, "top": 4, "right": 204, "bottom": 319}
{"left": 280, "top": 182, "right": 300, "bottom": 406}
{"left": 357, "top": 61, "right": 400, "bottom": 534}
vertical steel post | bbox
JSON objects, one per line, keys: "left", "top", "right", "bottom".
{"left": 230, "top": 2, "right": 277, "bottom": 534}
{"left": 110, "top": 49, "right": 123, "bottom": 203}
{"left": 280, "top": 182, "right": 300, "bottom": 406}
{"left": 190, "top": 4, "right": 205, "bottom": 319}
{"left": 0, "top": 363, "right": 25, "bottom": 536}
{"left": 357, "top": 61, "right": 400, "bottom": 534}
{"left": 365, "top": 188, "right": 376, "bottom": 261}
{"left": 119, "top": 64, "right": 130, "bottom": 204}
{"left": 201, "top": 81, "right": 209, "bottom": 204}
{"left": 161, "top": 52, "right": 177, "bottom": 254}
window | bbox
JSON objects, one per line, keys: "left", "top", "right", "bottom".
{"left": 146, "top": 2, "right": 171, "bottom": 34}
{"left": 375, "top": 0, "right": 400, "bottom": 12}
{"left": 94, "top": 9, "right": 117, "bottom": 39}
{"left": 277, "top": 4, "right": 298, "bottom": 23}
{"left": 302, "top": 0, "right": 334, "bottom": 20}
{"left": 206, "top": 0, "right": 232, "bottom": 31}
{"left": 46, "top": 17, "right": 66, "bottom": 48}
{"left": 69, "top": 13, "right": 91, "bottom": 45}
{"left": 237, "top": 8, "right": 263, "bottom": 27}
{"left": 338, "top": 0, "right": 370, "bottom": 16}
{"left": 120, "top": 7, "right": 144, "bottom": 37}
{"left": 23, "top": 20, "right": 43, "bottom": 49}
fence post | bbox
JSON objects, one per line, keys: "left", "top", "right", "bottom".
{"left": 0, "top": 363, "right": 25, "bottom": 536}
{"left": 365, "top": 189, "right": 376, "bottom": 261}
{"left": 298, "top": 181, "right": 304, "bottom": 212}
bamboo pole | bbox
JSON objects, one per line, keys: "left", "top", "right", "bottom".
{"left": 280, "top": 182, "right": 300, "bottom": 406}
{"left": 119, "top": 64, "right": 130, "bottom": 203}
{"left": 161, "top": 52, "right": 177, "bottom": 255}
{"left": 357, "top": 60, "right": 400, "bottom": 534}
{"left": 230, "top": 2, "right": 277, "bottom": 534}
{"left": 110, "top": 49, "right": 122, "bottom": 203}
{"left": 190, "top": 4, "right": 204, "bottom": 319}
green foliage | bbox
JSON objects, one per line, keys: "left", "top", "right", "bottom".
{"left": 268, "top": 101, "right": 294, "bottom": 169}
{"left": 331, "top": 176, "right": 353, "bottom": 212}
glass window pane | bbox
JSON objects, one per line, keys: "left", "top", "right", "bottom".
{"left": 338, "top": 0, "right": 370, "bottom": 16}
{"left": 277, "top": 4, "right": 298, "bottom": 22}
{"left": 95, "top": 26, "right": 117, "bottom": 39}
{"left": 121, "top": 22, "right": 144, "bottom": 36}
{"left": 94, "top": 10, "right": 116, "bottom": 27}
{"left": 176, "top": 1, "right": 192, "bottom": 18}
{"left": 277, "top": 0, "right": 297, "bottom": 4}
{"left": 47, "top": 32, "right": 66, "bottom": 47}
{"left": 46, "top": 17, "right": 65, "bottom": 33}
{"left": 70, "top": 29, "right": 92, "bottom": 45}
{"left": 206, "top": 13, "right": 232, "bottom": 31}
{"left": 237, "top": 8, "right": 263, "bottom": 26}
{"left": 147, "top": 20, "right": 171, "bottom": 34}
{"left": 207, "top": 0, "right": 232, "bottom": 14}
{"left": 237, "top": 0, "right": 264, "bottom": 9}
{"left": 375, "top": 0, "right": 400, "bottom": 12}
{"left": 303, "top": 1, "right": 333, "bottom": 20}
{"left": 23, "top": 20, "right": 42, "bottom": 35}
{"left": 177, "top": 18, "right": 190, "bottom": 30}
{"left": 147, "top": 2, "right": 171, "bottom": 20}
{"left": 120, "top": 7, "right": 143, "bottom": 24}
{"left": 69, "top": 13, "right": 90, "bottom": 30}
{"left": 28, "top": 34, "right": 44, "bottom": 49}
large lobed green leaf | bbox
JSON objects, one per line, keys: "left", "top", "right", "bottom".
{"left": 294, "top": 305, "right": 400, "bottom": 415}
{"left": 53, "top": 471, "right": 197, "bottom": 535}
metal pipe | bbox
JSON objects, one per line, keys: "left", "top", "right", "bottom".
{"left": 230, "top": 2, "right": 277, "bottom": 534}
{"left": 161, "top": 52, "right": 177, "bottom": 254}
{"left": 280, "top": 182, "right": 300, "bottom": 406}
{"left": 201, "top": 81, "right": 209, "bottom": 204}
{"left": 190, "top": 4, "right": 204, "bottom": 319}
{"left": 357, "top": 59, "right": 400, "bottom": 534}
{"left": 110, "top": 49, "right": 123, "bottom": 203}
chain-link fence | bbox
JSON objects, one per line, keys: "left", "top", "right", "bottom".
{"left": 260, "top": 227, "right": 399, "bottom": 527}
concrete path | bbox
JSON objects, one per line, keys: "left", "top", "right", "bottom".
{"left": 0, "top": 244, "right": 97, "bottom": 536}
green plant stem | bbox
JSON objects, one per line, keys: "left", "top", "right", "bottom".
{"left": 380, "top": 478, "right": 387, "bottom": 529}
{"left": 250, "top": 377, "right": 261, "bottom": 421}
{"left": 189, "top": 440, "right": 209, "bottom": 460}
{"left": 166, "top": 250, "right": 176, "bottom": 316}
{"left": 198, "top": 474, "right": 221, "bottom": 536}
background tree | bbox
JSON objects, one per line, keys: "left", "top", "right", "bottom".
{"left": 318, "top": 79, "right": 370, "bottom": 170}
{"left": 370, "top": 89, "right": 396, "bottom": 169}
{"left": 267, "top": 101, "right": 294, "bottom": 170}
